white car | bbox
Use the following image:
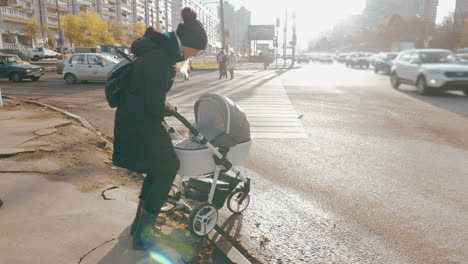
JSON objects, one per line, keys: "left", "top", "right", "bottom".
{"left": 63, "top": 53, "right": 118, "bottom": 84}
{"left": 390, "top": 49, "right": 468, "bottom": 96}
{"left": 29, "top": 47, "right": 59, "bottom": 61}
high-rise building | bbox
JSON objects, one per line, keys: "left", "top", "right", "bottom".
{"left": 219, "top": 1, "right": 250, "bottom": 52}
{"left": 454, "top": 0, "right": 468, "bottom": 33}
{"left": 363, "top": 0, "right": 420, "bottom": 28}
{"left": 172, "top": 0, "right": 220, "bottom": 53}
{"left": 0, "top": 0, "right": 173, "bottom": 49}
{"left": 233, "top": 6, "right": 250, "bottom": 53}
{"left": 420, "top": 0, "right": 439, "bottom": 33}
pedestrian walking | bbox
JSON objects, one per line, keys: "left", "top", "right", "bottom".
{"left": 217, "top": 49, "right": 228, "bottom": 79}
{"left": 227, "top": 51, "right": 238, "bottom": 80}
{"left": 259, "top": 51, "right": 270, "bottom": 70}
{"left": 112, "top": 7, "right": 207, "bottom": 250}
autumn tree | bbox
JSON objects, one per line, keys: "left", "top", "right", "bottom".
{"left": 21, "top": 18, "right": 40, "bottom": 46}
{"left": 62, "top": 13, "right": 84, "bottom": 46}
{"left": 129, "top": 23, "right": 146, "bottom": 42}
{"left": 80, "top": 11, "right": 115, "bottom": 47}
{"left": 108, "top": 20, "right": 128, "bottom": 45}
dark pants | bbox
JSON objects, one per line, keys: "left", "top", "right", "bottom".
{"left": 229, "top": 69, "right": 234, "bottom": 79}
{"left": 138, "top": 130, "right": 180, "bottom": 215}
{"left": 219, "top": 65, "right": 227, "bottom": 79}
{"left": 139, "top": 170, "right": 177, "bottom": 215}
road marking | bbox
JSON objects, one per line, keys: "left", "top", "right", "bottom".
{"left": 168, "top": 71, "right": 308, "bottom": 139}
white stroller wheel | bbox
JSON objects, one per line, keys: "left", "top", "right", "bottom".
{"left": 161, "top": 184, "right": 179, "bottom": 213}
{"left": 227, "top": 190, "right": 250, "bottom": 214}
{"left": 189, "top": 202, "right": 218, "bottom": 237}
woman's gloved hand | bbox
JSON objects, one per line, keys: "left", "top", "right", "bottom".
{"left": 164, "top": 102, "right": 178, "bottom": 116}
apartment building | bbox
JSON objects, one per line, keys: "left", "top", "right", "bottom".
{"left": 454, "top": 0, "right": 468, "bottom": 33}
{"left": 172, "top": 0, "right": 220, "bottom": 54}
{"left": 0, "top": 0, "right": 172, "bottom": 49}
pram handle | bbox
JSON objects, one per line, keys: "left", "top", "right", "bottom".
{"left": 172, "top": 111, "right": 235, "bottom": 171}
{"left": 172, "top": 112, "right": 203, "bottom": 141}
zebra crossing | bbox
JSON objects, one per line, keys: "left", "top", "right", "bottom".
{"left": 167, "top": 70, "right": 307, "bottom": 139}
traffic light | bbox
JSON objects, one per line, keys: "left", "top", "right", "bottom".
{"left": 273, "top": 36, "right": 278, "bottom": 47}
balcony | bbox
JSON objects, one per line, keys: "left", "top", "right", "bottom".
{"left": 8, "top": 0, "right": 33, "bottom": 10}
{"left": 121, "top": 5, "right": 131, "bottom": 13}
{"left": 0, "top": 7, "right": 32, "bottom": 23}
{"left": 103, "top": 9, "right": 116, "bottom": 17}
{"left": 46, "top": 0, "right": 69, "bottom": 11}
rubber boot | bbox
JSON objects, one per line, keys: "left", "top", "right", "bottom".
{"left": 132, "top": 208, "right": 158, "bottom": 250}
{"left": 130, "top": 200, "right": 143, "bottom": 235}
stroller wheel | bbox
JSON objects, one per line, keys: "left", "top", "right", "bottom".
{"left": 161, "top": 184, "right": 179, "bottom": 213}
{"left": 189, "top": 202, "right": 218, "bottom": 237}
{"left": 227, "top": 190, "right": 250, "bottom": 214}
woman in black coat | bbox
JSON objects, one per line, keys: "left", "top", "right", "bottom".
{"left": 112, "top": 7, "right": 207, "bottom": 250}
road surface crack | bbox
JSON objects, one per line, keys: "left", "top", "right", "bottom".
{"left": 101, "top": 186, "right": 119, "bottom": 200}
{"left": 77, "top": 237, "right": 119, "bottom": 264}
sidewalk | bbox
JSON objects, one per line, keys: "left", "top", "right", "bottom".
{"left": 192, "top": 61, "right": 294, "bottom": 71}
{"left": 0, "top": 98, "right": 225, "bottom": 264}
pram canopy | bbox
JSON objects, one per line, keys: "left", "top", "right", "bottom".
{"left": 193, "top": 93, "right": 250, "bottom": 147}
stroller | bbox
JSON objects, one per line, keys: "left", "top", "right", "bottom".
{"left": 162, "top": 92, "right": 252, "bottom": 237}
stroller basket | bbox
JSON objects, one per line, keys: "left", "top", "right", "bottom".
{"left": 184, "top": 173, "right": 242, "bottom": 208}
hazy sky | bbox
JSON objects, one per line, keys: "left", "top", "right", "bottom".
{"left": 227, "top": 0, "right": 457, "bottom": 49}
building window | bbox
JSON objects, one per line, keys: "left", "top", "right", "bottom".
{"left": 0, "top": 8, "right": 33, "bottom": 19}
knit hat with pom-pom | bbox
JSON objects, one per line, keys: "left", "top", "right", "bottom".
{"left": 176, "top": 7, "right": 208, "bottom": 50}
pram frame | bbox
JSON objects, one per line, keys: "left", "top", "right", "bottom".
{"left": 164, "top": 112, "right": 250, "bottom": 205}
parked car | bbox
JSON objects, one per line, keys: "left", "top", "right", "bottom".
{"left": 374, "top": 53, "right": 398, "bottom": 74}
{"left": 390, "top": 49, "right": 468, "bottom": 95}
{"left": 345, "top": 53, "right": 370, "bottom": 68}
{"left": 0, "top": 53, "right": 44, "bottom": 82}
{"left": 28, "top": 47, "right": 59, "bottom": 61}
{"left": 62, "top": 53, "right": 119, "bottom": 84}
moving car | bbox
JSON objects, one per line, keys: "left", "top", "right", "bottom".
{"left": 56, "top": 60, "right": 65, "bottom": 74}
{"left": 457, "top": 53, "right": 468, "bottom": 64}
{"left": 390, "top": 49, "right": 468, "bottom": 95}
{"left": 345, "top": 53, "right": 370, "bottom": 68}
{"left": 0, "top": 53, "right": 44, "bottom": 82}
{"left": 336, "top": 53, "right": 348, "bottom": 63}
{"left": 62, "top": 53, "right": 119, "bottom": 84}
{"left": 318, "top": 54, "right": 334, "bottom": 63}
{"left": 374, "top": 52, "right": 398, "bottom": 74}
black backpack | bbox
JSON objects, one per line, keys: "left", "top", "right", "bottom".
{"left": 105, "top": 51, "right": 137, "bottom": 108}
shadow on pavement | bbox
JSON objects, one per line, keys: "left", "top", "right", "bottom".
{"left": 397, "top": 86, "right": 468, "bottom": 117}
{"left": 93, "top": 225, "right": 197, "bottom": 264}
{"left": 215, "top": 213, "right": 244, "bottom": 242}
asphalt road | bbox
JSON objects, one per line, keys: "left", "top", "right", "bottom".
{"left": 2, "top": 63, "right": 468, "bottom": 264}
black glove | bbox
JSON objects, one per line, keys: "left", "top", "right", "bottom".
{"left": 164, "top": 102, "right": 177, "bottom": 116}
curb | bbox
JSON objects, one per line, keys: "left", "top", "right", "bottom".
{"left": 210, "top": 228, "right": 254, "bottom": 264}
{"left": 1, "top": 94, "right": 255, "bottom": 264}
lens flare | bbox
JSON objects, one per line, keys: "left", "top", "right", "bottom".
{"left": 149, "top": 243, "right": 184, "bottom": 264}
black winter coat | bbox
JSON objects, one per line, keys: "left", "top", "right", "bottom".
{"left": 112, "top": 29, "right": 181, "bottom": 174}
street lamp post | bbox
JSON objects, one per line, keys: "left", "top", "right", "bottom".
{"left": 219, "top": 0, "right": 226, "bottom": 50}
{"left": 55, "top": 0, "right": 64, "bottom": 59}
{"left": 283, "top": 9, "right": 287, "bottom": 67}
